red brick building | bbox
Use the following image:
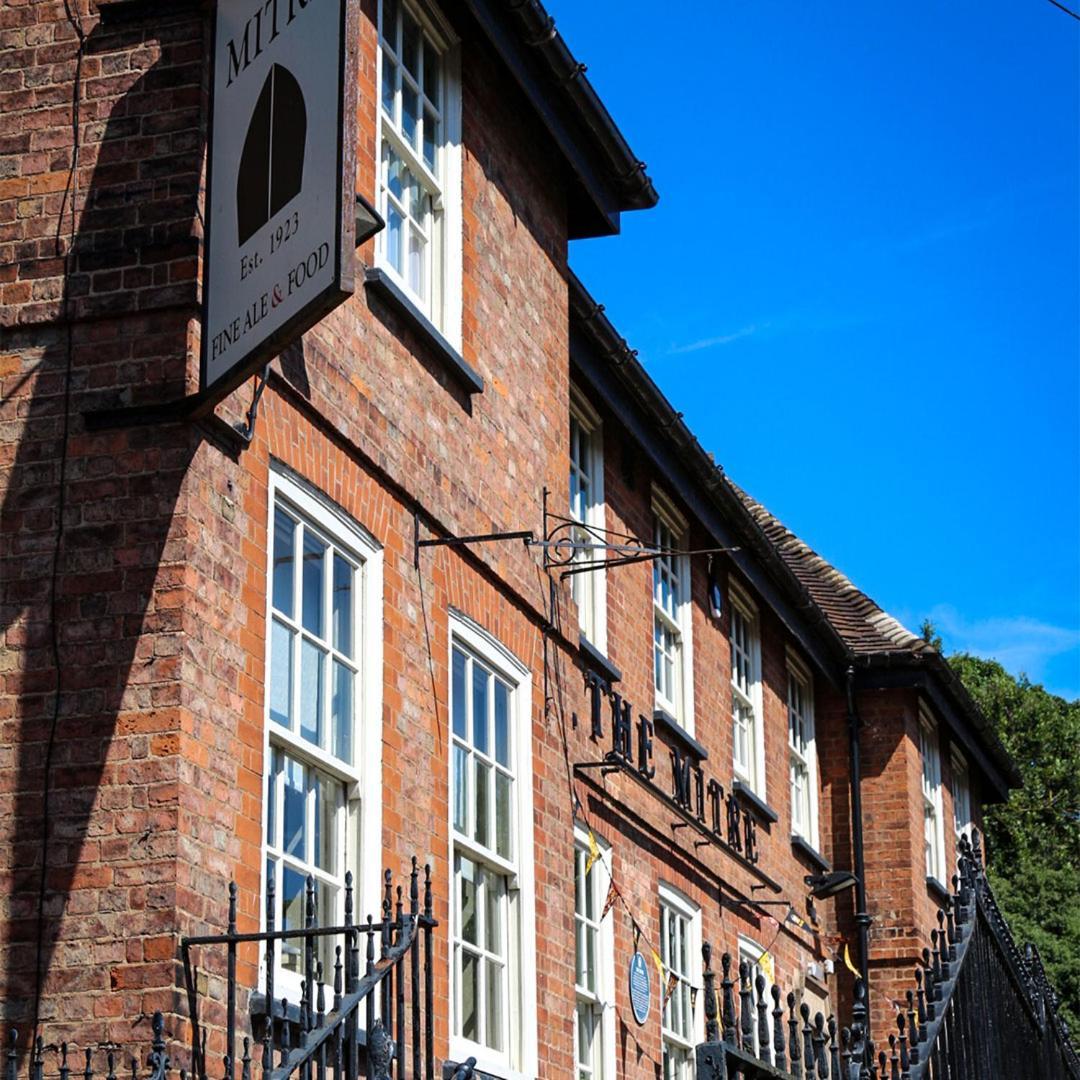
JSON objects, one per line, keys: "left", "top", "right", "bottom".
{"left": 0, "top": 0, "right": 1024, "bottom": 1077}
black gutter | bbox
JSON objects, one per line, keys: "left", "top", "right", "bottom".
{"left": 846, "top": 667, "right": 872, "bottom": 1016}
{"left": 501, "top": 0, "right": 659, "bottom": 212}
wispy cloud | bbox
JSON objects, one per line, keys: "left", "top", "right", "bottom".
{"left": 924, "top": 604, "right": 1080, "bottom": 697}
{"left": 666, "top": 324, "right": 759, "bottom": 355}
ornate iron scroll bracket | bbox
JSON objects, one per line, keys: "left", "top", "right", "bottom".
{"left": 540, "top": 488, "right": 739, "bottom": 579}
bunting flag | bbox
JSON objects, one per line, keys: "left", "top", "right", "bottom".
{"left": 651, "top": 948, "right": 665, "bottom": 988}
{"left": 601, "top": 881, "right": 618, "bottom": 921}
{"left": 690, "top": 986, "right": 699, "bottom": 1014}
{"left": 843, "top": 943, "right": 861, "bottom": 978}
{"left": 665, "top": 971, "right": 679, "bottom": 1003}
{"left": 757, "top": 949, "right": 775, "bottom": 985}
{"left": 585, "top": 829, "right": 602, "bottom": 875}
{"left": 785, "top": 908, "right": 810, "bottom": 932}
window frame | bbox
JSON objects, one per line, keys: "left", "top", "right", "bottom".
{"left": 448, "top": 611, "right": 537, "bottom": 1079}
{"left": 951, "top": 746, "right": 972, "bottom": 841}
{"left": 261, "top": 467, "right": 384, "bottom": 998}
{"left": 572, "top": 824, "right": 615, "bottom": 1080}
{"left": 569, "top": 387, "right": 607, "bottom": 654}
{"left": 919, "top": 707, "right": 946, "bottom": 883}
{"left": 659, "top": 881, "right": 702, "bottom": 1079}
{"left": 729, "top": 581, "right": 765, "bottom": 799}
{"left": 786, "top": 650, "right": 819, "bottom": 849}
{"left": 374, "top": 0, "right": 462, "bottom": 345}
{"left": 652, "top": 487, "right": 694, "bottom": 733}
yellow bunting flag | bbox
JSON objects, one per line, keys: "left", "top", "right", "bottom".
{"left": 651, "top": 948, "right": 665, "bottom": 988}
{"left": 601, "top": 881, "right": 618, "bottom": 921}
{"left": 585, "top": 830, "right": 601, "bottom": 875}
{"left": 758, "top": 950, "right": 775, "bottom": 985}
{"left": 690, "top": 986, "right": 699, "bottom": 1013}
{"left": 843, "top": 944, "right": 861, "bottom": 978}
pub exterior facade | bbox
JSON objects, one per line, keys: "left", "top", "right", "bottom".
{"left": 0, "top": 1, "right": 1072, "bottom": 1078}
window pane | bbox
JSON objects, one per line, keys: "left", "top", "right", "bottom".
{"left": 401, "top": 9, "right": 420, "bottom": 75}
{"left": 474, "top": 760, "right": 490, "bottom": 848}
{"left": 453, "top": 745, "right": 468, "bottom": 833}
{"left": 270, "top": 619, "right": 293, "bottom": 728}
{"left": 460, "top": 950, "right": 479, "bottom": 1042}
{"left": 494, "top": 680, "right": 509, "bottom": 766}
{"left": 281, "top": 865, "right": 306, "bottom": 973}
{"left": 313, "top": 772, "right": 338, "bottom": 875}
{"left": 472, "top": 665, "right": 489, "bottom": 754}
{"left": 422, "top": 107, "right": 437, "bottom": 171}
{"left": 484, "top": 871, "right": 502, "bottom": 955}
{"left": 301, "top": 639, "right": 325, "bottom": 747}
{"left": 332, "top": 659, "right": 353, "bottom": 764}
{"left": 423, "top": 38, "right": 439, "bottom": 103}
{"left": 268, "top": 749, "right": 281, "bottom": 845}
{"left": 485, "top": 959, "right": 503, "bottom": 1051}
{"left": 459, "top": 856, "right": 477, "bottom": 944}
{"left": 381, "top": 0, "right": 399, "bottom": 46}
{"left": 386, "top": 203, "right": 404, "bottom": 275}
{"left": 452, "top": 648, "right": 468, "bottom": 738}
{"left": 332, "top": 554, "right": 353, "bottom": 656}
{"left": 302, "top": 530, "right": 326, "bottom": 636}
{"left": 381, "top": 53, "right": 396, "bottom": 119}
{"left": 273, "top": 508, "right": 295, "bottom": 617}
{"left": 283, "top": 756, "right": 306, "bottom": 858}
{"left": 408, "top": 224, "right": 425, "bottom": 298}
{"left": 402, "top": 82, "right": 418, "bottom": 147}
{"left": 495, "top": 771, "right": 511, "bottom": 859}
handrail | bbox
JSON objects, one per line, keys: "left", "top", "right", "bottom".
{"left": 180, "top": 859, "right": 437, "bottom": 1080}
{"left": 269, "top": 918, "right": 417, "bottom": 1080}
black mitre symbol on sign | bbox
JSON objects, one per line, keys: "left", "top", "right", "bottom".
{"left": 236, "top": 63, "right": 307, "bottom": 245}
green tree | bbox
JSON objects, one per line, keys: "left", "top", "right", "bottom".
{"left": 947, "top": 651, "right": 1080, "bottom": 1035}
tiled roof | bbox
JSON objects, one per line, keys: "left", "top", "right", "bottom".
{"left": 728, "top": 481, "right": 932, "bottom": 658}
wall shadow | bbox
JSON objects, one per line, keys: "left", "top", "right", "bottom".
{"left": 0, "top": 9, "right": 203, "bottom": 1032}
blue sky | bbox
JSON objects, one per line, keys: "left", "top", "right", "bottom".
{"left": 558, "top": 0, "right": 1080, "bottom": 699}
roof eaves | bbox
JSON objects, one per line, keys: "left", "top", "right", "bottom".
{"left": 471, "top": 0, "right": 657, "bottom": 232}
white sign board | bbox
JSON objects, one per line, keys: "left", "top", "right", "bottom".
{"left": 201, "top": 0, "right": 355, "bottom": 398}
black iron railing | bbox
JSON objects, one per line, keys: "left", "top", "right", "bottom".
{"left": 695, "top": 944, "right": 871, "bottom": 1080}
{"left": 181, "top": 860, "right": 437, "bottom": 1080}
{"left": 876, "top": 833, "right": 1080, "bottom": 1080}
{"left": 4, "top": 1014, "right": 171, "bottom": 1080}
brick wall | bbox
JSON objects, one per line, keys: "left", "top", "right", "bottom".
{"left": 1, "top": 0, "right": 994, "bottom": 1070}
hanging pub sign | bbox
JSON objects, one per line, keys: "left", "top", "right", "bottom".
{"left": 201, "top": 0, "right": 357, "bottom": 400}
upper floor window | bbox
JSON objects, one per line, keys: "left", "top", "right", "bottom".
{"left": 264, "top": 472, "right": 382, "bottom": 993}
{"left": 569, "top": 389, "right": 607, "bottom": 652}
{"left": 377, "top": 0, "right": 461, "bottom": 337}
{"left": 450, "top": 615, "right": 536, "bottom": 1076}
{"left": 787, "top": 655, "right": 818, "bottom": 848}
{"left": 653, "top": 490, "right": 693, "bottom": 730}
{"left": 952, "top": 748, "right": 972, "bottom": 840}
{"left": 730, "top": 584, "right": 764, "bottom": 796}
{"left": 919, "top": 709, "right": 945, "bottom": 882}
{"left": 660, "top": 883, "right": 701, "bottom": 1080}
{"left": 574, "top": 827, "right": 614, "bottom": 1080}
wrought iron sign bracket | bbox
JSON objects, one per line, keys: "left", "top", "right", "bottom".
{"left": 540, "top": 488, "right": 739, "bottom": 580}
{"left": 413, "top": 513, "right": 535, "bottom": 569}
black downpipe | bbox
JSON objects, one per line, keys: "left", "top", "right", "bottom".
{"left": 846, "top": 666, "right": 872, "bottom": 1017}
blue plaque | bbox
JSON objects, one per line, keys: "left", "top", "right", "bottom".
{"left": 628, "top": 951, "right": 651, "bottom": 1025}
